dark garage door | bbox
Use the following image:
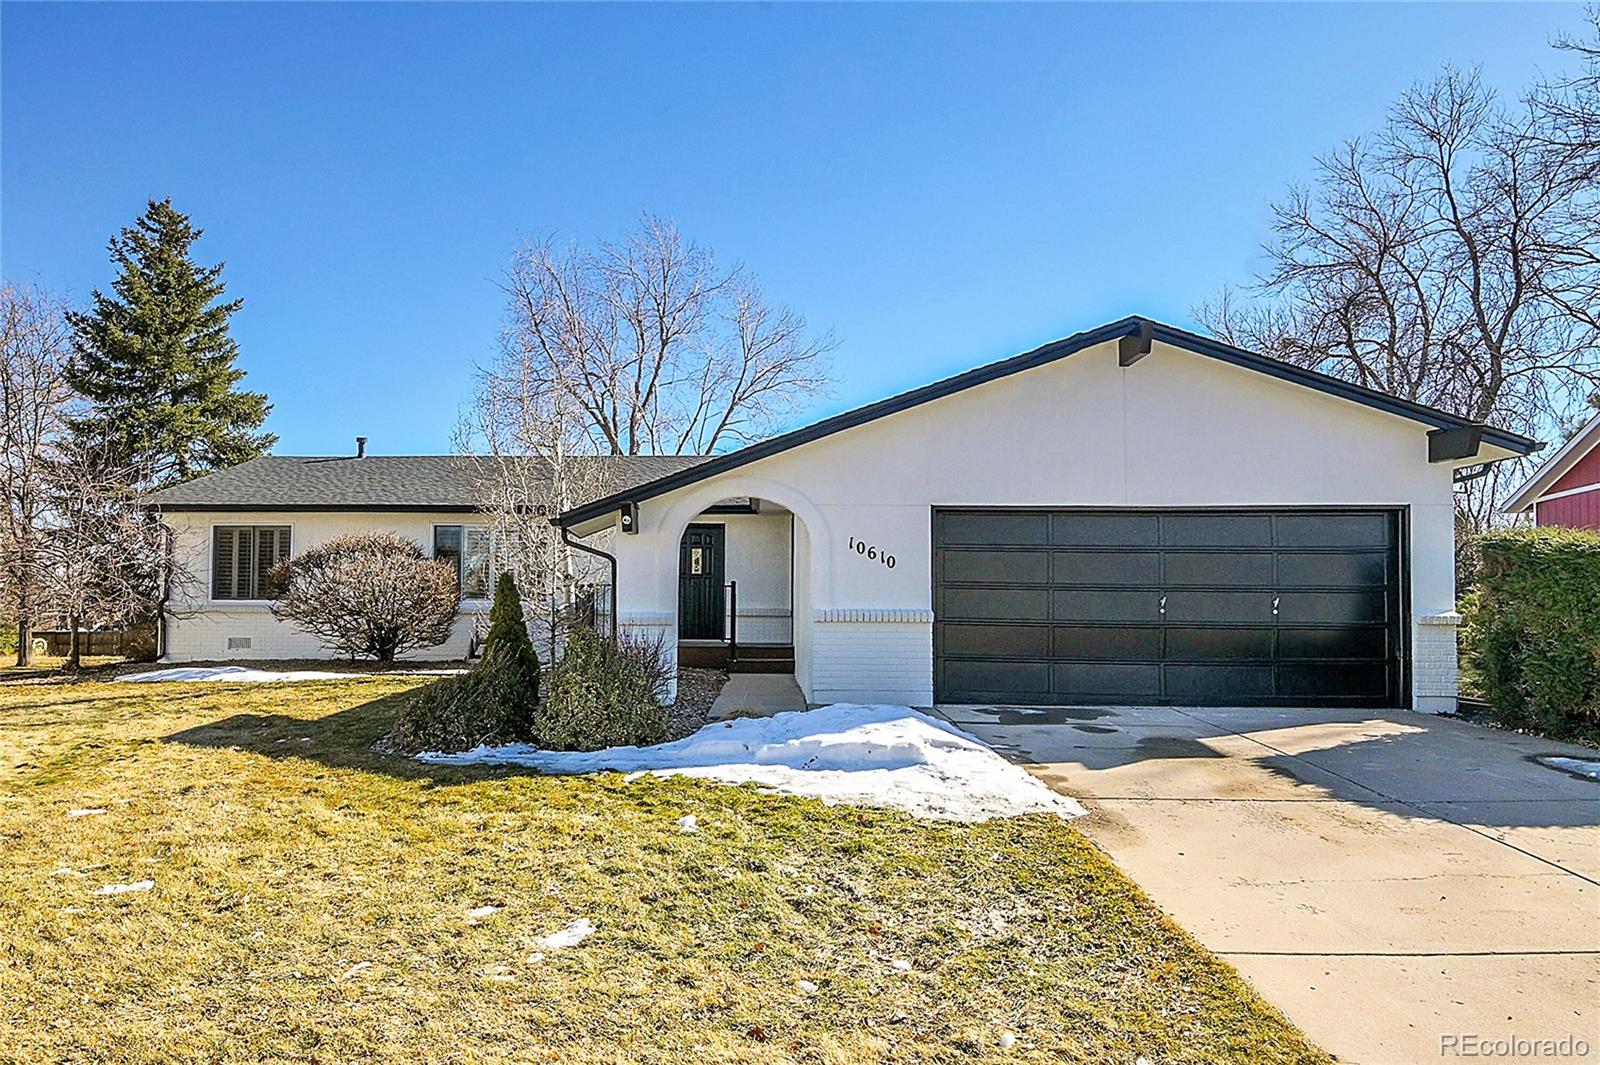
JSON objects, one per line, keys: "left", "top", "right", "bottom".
{"left": 933, "top": 509, "right": 1405, "bottom": 707}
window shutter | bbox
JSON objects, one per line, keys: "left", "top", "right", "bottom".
{"left": 213, "top": 528, "right": 236, "bottom": 599}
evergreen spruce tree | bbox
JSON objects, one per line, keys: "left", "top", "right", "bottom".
{"left": 65, "top": 198, "right": 275, "bottom": 487}
{"left": 480, "top": 571, "right": 541, "bottom": 705}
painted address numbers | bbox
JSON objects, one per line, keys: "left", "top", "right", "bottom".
{"left": 847, "top": 536, "right": 896, "bottom": 569}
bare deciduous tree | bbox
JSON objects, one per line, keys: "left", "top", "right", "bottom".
{"left": 502, "top": 214, "right": 834, "bottom": 456}
{"left": 460, "top": 215, "right": 835, "bottom": 657}
{"left": 36, "top": 439, "right": 169, "bottom": 669}
{"left": 1199, "top": 55, "right": 1600, "bottom": 548}
{"left": 0, "top": 282, "right": 74, "bottom": 666}
{"left": 269, "top": 532, "right": 461, "bottom": 661}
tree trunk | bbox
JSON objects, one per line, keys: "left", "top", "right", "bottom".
{"left": 16, "top": 614, "right": 32, "bottom": 668}
{"left": 67, "top": 613, "right": 81, "bottom": 671}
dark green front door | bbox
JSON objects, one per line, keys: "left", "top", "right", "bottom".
{"left": 679, "top": 524, "right": 726, "bottom": 640}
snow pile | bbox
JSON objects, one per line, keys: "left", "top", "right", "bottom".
{"left": 116, "top": 665, "right": 466, "bottom": 684}
{"left": 417, "top": 704, "right": 1086, "bottom": 822}
{"left": 1538, "top": 755, "right": 1600, "bottom": 781}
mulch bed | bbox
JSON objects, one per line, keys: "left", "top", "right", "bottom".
{"left": 667, "top": 667, "right": 728, "bottom": 740}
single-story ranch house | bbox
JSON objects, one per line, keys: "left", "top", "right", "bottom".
{"left": 152, "top": 316, "right": 1538, "bottom": 713}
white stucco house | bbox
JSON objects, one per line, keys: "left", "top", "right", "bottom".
{"left": 153, "top": 316, "right": 1538, "bottom": 714}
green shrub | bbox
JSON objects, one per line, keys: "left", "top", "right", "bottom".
{"left": 0, "top": 621, "right": 17, "bottom": 657}
{"left": 1460, "top": 526, "right": 1600, "bottom": 741}
{"left": 390, "top": 573, "right": 542, "bottom": 753}
{"left": 536, "top": 627, "right": 667, "bottom": 752}
{"left": 479, "top": 572, "right": 540, "bottom": 705}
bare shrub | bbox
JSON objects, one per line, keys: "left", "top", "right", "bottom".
{"left": 269, "top": 533, "right": 459, "bottom": 661}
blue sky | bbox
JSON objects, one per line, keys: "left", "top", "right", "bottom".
{"left": 1, "top": 2, "right": 1582, "bottom": 455}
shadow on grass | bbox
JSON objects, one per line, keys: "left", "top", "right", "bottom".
{"left": 161, "top": 682, "right": 546, "bottom": 788}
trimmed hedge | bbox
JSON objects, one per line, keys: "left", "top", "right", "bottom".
{"left": 391, "top": 574, "right": 541, "bottom": 753}
{"left": 1460, "top": 526, "right": 1600, "bottom": 741}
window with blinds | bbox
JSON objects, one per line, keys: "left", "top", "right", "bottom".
{"left": 212, "top": 526, "right": 292, "bottom": 600}
{"left": 433, "top": 525, "right": 491, "bottom": 598}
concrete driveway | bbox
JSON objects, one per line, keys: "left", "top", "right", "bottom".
{"left": 941, "top": 704, "right": 1600, "bottom": 1064}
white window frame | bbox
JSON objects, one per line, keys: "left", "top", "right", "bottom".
{"left": 432, "top": 523, "right": 492, "bottom": 601}
{"left": 209, "top": 522, "right": 295, "bottom": 604}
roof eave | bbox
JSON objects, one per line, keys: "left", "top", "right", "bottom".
{"left": 557, "top": 316, "right": 1541, "bottom": 527}
{"left": 1501, "top": 411, "right": 1600, "bottom": 514}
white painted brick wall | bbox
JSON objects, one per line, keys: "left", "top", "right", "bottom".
{"left": 164, "top": 607, "right": 483, "bottom": 662}
{"left": 809, "top": 620, "right": 933, "bottom": 706}
{"left": 1413, "top": 612, "right": 1461, "bottom": 714}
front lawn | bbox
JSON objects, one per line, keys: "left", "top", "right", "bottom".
{"left": 0, "top": 677, "right": 1328, "bottom": 1063}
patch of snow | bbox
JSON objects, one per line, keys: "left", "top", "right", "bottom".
{"left": 999, "top": 1031, "right": 1017, "bottom": 1050}
{"left": 675, "top": 814, "right": 698, "bottom": 833}
{"left": 525, "top": 950, "right": 545, "bottom": 964}
{"left": 889, "top": 958, "right": 914, "bottom": 973}
{"left": 1538, "top": 755, "right": 1600, "bottom": 781}
{"left": 49, "top": 867, "right": 83, "bottom": 878}
{"left": 465, "top": 904, "right": 500, "bottom": 924}
{"left": 93, "top": 879, "right": 154, "bottom": 895}
{"left": 795, "top": 979, "right": 818, "bottom": 994}
{"left": 534, "top": 917, "right": 594, "bottom": 950}
{"left": 338, "top": 961, "right": 371, "bottom": 981}
{"left": 67, "top": 808, "right": 106, "bottom": 817}
{"left": 116, "top": 665, "right": 468, "bottom": 684}
{"left": 417, "top": 705, "right": 1087, "bottom": 823}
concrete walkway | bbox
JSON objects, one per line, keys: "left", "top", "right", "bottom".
{"left": 942, "top": 704, "right": 1600, "bottom": 1065}
{"left": 708, "top": 673, "right": 807, "bottom": 721}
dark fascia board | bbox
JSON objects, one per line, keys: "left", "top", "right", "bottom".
{"left": 555, "top": 315, "right": 1541, "bottom": 528}
{"left": 151, "top": 503, "right": 484, "bottom": 513}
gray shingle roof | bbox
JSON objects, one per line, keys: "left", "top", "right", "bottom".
{"left": 149, "top": 454, "right": 712, "bottom": 511}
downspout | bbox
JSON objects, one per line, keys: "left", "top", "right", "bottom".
{"left": 559, "top": 523, "right": 618, "bottom": 641}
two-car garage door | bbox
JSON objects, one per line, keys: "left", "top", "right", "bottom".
{"left": 933, "top": 509, "right": 1405, "bottom": 707}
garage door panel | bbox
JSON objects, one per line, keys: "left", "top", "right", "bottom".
{"left": 1051, "top": 626, "right": 1163, "bottom": 659}
{"left": 1278, "top": 662, "right": 1391, "bottom": 698}
{"left": 1277, "top": 552, "right": 1389, "bottom": 588}
{"left": 939, "top": 512, "right": 1049, "bottom": 545}
{"left": 1163, "top": 551, "right": 1275, "bottom": 586}
{"left": 934, "top": 509, "right": 1403, "bottom": 707}
{"left": 940, "top": 549, "right": 1051, "bottom": 585}
{"left": 940, "top": 587, "right": 1051, "bottom": 621}
{"left": 1165, "top": 664, "right": 1275, "bottom": 700}
{"left": 1162, "top": 591, "right": 1275, "bottom": 624}
{"left": 1050, "top": 512, "right": 1159, "bottom": 546}
{"left": 940, "top": 623, "right": 1049, "bottom": 657}
{"left": 1276, "top": 513, "right": 1390, "bottom": 548}
{"left": 1162, "top": 513, "right": 1274, "bottom": 547}
{"left": 1051, "top": 589, "right": 1161, "bottom": 623}
{"left": 1165, "top": 626, "right": 1275, "bottom": 659}
{"left": 1278, "top": 626, "right": 1388, "bottom": 659}
{"left": 1049, "top": 551, "right": 1160, "bottom": 585}
{"left": 1277, "top": 591, "right": 1388, "bottom": 625}
{"left": 1052, "top": 662, "right": 1161, "bottom": 697}
{"left": 942, "top": 659, "right": 1051, "bottom": 695}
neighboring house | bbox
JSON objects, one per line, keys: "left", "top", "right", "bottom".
{"left": 1502, "top": 410, "right": 1600, "bottom": 529}
{"left": 156, "top": 316, "right": 1538, "bottom": 713}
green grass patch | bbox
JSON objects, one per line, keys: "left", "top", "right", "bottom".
{"left": 0, "top": 677, "right": 1328, "bottom": 1063}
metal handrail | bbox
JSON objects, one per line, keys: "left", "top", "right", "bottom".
{"left": 727, "top": 580, "right": 738, "bottom": 665}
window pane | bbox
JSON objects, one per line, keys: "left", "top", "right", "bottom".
{"left": 434, "top": 525, "right": 463, "bottom": 589}
{"left": 260, "top": 527, "right": 291, "bottom": 596}
{"left": 464, "top": 528, "right": 490, "bottom": 598}
{"left": 213, "top": 528, "right": 236, "bottom": 599}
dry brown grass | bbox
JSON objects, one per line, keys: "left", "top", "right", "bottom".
{"left": 0, "top": 677, "right": 1329, "bottom": 1064}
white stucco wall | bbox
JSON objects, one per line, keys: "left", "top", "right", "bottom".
{"left": 161, "top": 510, "right": 488, "bottom": 661}
{"left": 607, "top": 338, "right": 1472, "bottom": 711}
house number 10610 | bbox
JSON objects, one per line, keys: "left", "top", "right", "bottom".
{"left": 847, "top": 537, "right": 896, "bottom": 569}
